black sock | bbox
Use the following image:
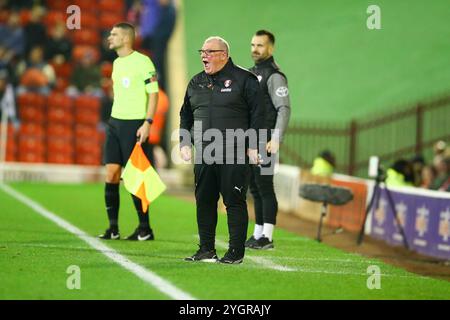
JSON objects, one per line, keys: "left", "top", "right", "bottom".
{"left": 131, "top": 194, "right": 150, "bottom": 229}
{"left": 105, "top": 183, "right": 119, "bottom": 230}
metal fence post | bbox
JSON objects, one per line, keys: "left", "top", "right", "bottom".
{"left": 349, "top": 120, "right": 357, "bottom": 175}
{"left": 415, "top": 104, "right": 423, "bottom": 155}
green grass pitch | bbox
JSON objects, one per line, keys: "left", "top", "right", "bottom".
{"left": 1, "top": 183, "right": 449, "bottom": 299}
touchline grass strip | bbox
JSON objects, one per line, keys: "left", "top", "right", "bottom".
{"left": 0, "top": 183, "right": 196, "bottom": 300}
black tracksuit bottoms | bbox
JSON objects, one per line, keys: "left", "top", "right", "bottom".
{"left": 249, "top": 163, "right": 278, "bottom": 226}
{"left": 194, "top": 163, "right": 250, "bottom": 254}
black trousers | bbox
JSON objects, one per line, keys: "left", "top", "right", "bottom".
{"left": 249, "top": 163, "right": 278, "bottom": 226}
{"left": 194, "top": 163, "right": 250, "bottom": 254}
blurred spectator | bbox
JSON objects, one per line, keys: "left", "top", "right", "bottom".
{"left": 433, "top": 140, "right": 450, "bottom": 168}
{"left": 127, "top": 0, "right": 142, "bottom": 26}
{"left": 0, "top": 11, "right": 25, "bottom": 58}
{"left": 311, "top": 150, "right": 335, "bottom": 177}
{"left": 67, "top": 51, "right": 103, "bottom": 97}
{"left": 139, "top": 0, "right": 176, "bottom": 90}
{"left": 0, "top": 45, "right": 15, "bottom": 73}
{"left": 430, "top": 157, "right": 450, "bottom": 192}
{"left": 16, "top": 45, "right": 55, "bottom": 95}
{"left": 7, "top": 0, "right": 42, "bottom": 10}
{"left": 420, "top": 165, "right": 437, "bottom": 189}
{"left": 23, "top": 5, "right": 47, "bottom": 55}
{"left": 45, "top": 22, "right": 73, "bottom": 64}
{"left": 0, "top": 69, "right": 19, "bottom": 128}
{"left": 385, "top": 159, "right": 414, "bottom": 187}
{"left": 411, "top": 154, "right": 425, "bottom": 187}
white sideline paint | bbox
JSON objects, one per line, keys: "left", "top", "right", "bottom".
{"left": 214, "top": 239, "right": 296, "bottom": 272}
{"left": 0, "top": 183, "right": 196, "bottom": 300}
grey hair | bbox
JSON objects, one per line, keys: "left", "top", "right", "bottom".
{"left": 204, "top": 36, "right": 230, "bottom": 56}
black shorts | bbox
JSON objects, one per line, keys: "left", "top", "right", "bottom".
{"left": 103, "top": 118, "right": 154, "bottom": 166}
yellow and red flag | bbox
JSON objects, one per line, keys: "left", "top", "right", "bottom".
{"left": 121, "top": 143, "right": 166, "bottom": 212}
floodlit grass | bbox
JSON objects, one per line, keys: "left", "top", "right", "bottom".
{"left": 1, "top": 183, "right": 449, "bottom": 299}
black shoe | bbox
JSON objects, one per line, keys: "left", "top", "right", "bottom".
{"left": 252, "top": 236, "right": 274, "bottom": 250}
{"left": 98, "top": 228, "right": 120, "bottom": 240}
{"left": 218, "top": 248, "right": 244, "bottom": 264}
{"left": 184, "top": 246, "right": 218, "bottom": 262}
{"left": 244, "top": 235, "right": 258, "bottom": 248}
{"left": 125, "top": 227, "right": 154, "bottom": 241}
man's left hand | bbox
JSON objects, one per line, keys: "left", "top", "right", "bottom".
{"left": 136, "top": 122, "right": 150, "bottom": 144}
{"left": 247, "top": 148, "right": 259, "bottom": 164}
{"left": 266, "top": 140, "right": 279, "bottom": 154}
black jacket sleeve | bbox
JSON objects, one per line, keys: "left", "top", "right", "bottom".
{"left": 243, "top": 74, "right": 265, "bottom": 134}
{"left": 179, "top": 87, "right": 194, "bottom": 147}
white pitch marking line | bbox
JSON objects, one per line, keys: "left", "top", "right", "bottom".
{"left": 214, "top": 238, "right": 296, "bottom": 272}
{"left": 1, "top": 183, "right": 196, "bottom": 300}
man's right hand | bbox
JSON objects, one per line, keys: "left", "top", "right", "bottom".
{"left": 180, "top": 145, "right": 192, "bottom": 162}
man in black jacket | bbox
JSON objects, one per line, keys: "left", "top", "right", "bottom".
{"left": 180, "top": 36, "right": 264, "bottom": 264}
{"left": 245, "top": 30, "right": 291, "bottom": 250}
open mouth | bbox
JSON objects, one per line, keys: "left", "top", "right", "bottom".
{"left": 203, "top": 59, "right": 210, "bottom": 69}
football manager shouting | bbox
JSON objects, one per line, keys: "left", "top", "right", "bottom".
{"left": 180, "top": 36, "right": 264, "bottom": 264}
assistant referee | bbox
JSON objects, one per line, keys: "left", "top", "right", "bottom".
{"left": 98, "top": 22, "right": 159, "bottom": 241}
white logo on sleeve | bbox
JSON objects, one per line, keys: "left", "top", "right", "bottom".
{"left": 257, "top": 75, "right": 263, "bottom": 82}
{"left": 275, "top": 86, "right": 289, "bottom": 97}
{"left": 122, "top": 77, "right": 130, "bottom": 88}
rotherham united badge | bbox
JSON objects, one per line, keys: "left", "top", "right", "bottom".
{"left": 224, "top": 80, "right": 232, "bottom": 87}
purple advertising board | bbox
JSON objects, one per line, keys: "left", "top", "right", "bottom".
{"left": 370, "top": 186, "right": 450, "bottom": 260}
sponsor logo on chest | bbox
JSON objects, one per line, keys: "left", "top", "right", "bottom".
{"left": 221, "top": 79, "right": 232, "bottom": 92}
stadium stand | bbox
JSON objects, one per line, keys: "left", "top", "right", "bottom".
{"left": 0, "top": 0, "right": 147, "bottom": 166}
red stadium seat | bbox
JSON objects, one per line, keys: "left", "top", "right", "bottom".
{"left": 74, "top": 109, "right": 100, "bottom": 125}
{"left": 99, "top": 0, "right": 125, "bottom": 14}
{"left": 17, "top": 93, "right": 46, "bottom": 109}
{"left": 80, "top": 12, "right": 99, "bottom": 29}
{"left": 48, "top": 153, "right": 74, "bottom": 164}
{"left": 47, "top": 107, "right": 74, "bottom": 124}
{"left": 47, "top": 0, "right": 72, "bottom": 11}
{"left": 19, "top": 106, "right": 46, "bottom": 124}
{"left": 51, "top": 62, "right": 73, "bottom": 79}
{"left": 47, "top": 137, "right": 74, "bottom": 154}
{"left": 44, "top": 10, "right": 66, "bottom": 27}
{"left": 53, "top": 78, "right": 70, "bottom": 93}
{"left": 47, "top": 124, "right": 73, "bottom": 138}
{"left": 47, "top": 153, "right": 74, "bottom": 164}
{"left": 19, "top": 9, "right": 31, "bottom": 26}
{"left": 74, "top": 95, "right": 101, "bottom": 111}
{"left": 72, "top": 45, "right": 100, "bottom": 63}
{"left": 75, "top": 139, "right": 101, "bottom": 155}
{"left": 75, "top": 138, "right": 102, "bottom": 166}
{"left": 75, "top": 124, "right": 101, "bottom": 141}
{"left": 47, "top": 92, "right": 73, "bottom": 110}
{"left": 72, "top": 0, "right": 98, "bottom": 11}
{"left": 101, "top": 62, "right": 113, "bottom": 78}
{"left": 75, "top": 153, "right": 101, "bottom": 166}
{"left": 72, "top": 29, "right": 101, "bottom": 46}
{"left": 18, "top": 151, "right": 46, "bottom": 163}
{"left": 99, "top": 14, "right": 125, "bottom": 30}
{"left": 19, "top": 123, "right": 45, "bottom": 136}
{"left": 6, "top": 148, "right": 16, "bottom": 162}
{"left": 18, "top": 137, "right": 45, "bottom": 153}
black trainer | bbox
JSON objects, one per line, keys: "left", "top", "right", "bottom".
{"left": 252, "top": 236, "right": 274, "bottom": 250}
{"left": 98, "top": 228, "right": 120, "bottom": 240}
{"left": 218, "top": 248, "right": 244, "bottom": 264}
{"left": 244, "top": 235, "right": 258, "bottom": 248}
{"left": 184, "top": 246, "right": 218, "bottom": 262}
{"left": 125, "top": 227, "right": 154, "bottom": 241}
